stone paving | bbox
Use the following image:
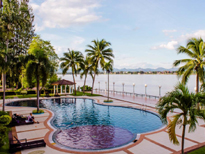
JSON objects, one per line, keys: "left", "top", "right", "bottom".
{"left": 1, "top": 95, "right": 205, "bottom": 154}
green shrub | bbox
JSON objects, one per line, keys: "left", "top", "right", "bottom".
{"left": 27, "top": 90, "right": 36, "bottom": 94}
{"left": 15, "top": 88, "right": 22, "bottom": 95}
{"left": 0, "top": 91, "right": 16, "bottom": 96}
{"left": 0, "top": 111, "right": 9, "bottom": 117}
{"left": 104, "top": 100, "right": 113, "bottom": 103}
{"left": 0, "top": 115, "right": 11, "bottom": 126}
{"left": 32, "top": 109, "right": 44, "bottom": 114}
{"left": 80, "top": 85, "right": 92, "bottom": 91}
{"left": 0, "top": 125, "right": 9, "bottom": 147}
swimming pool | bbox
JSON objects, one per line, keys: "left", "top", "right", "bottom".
{"left": 7, "top": 98, "right": 163, "bottom": 150}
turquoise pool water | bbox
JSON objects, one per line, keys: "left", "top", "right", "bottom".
{"left": 7, "top": 98, "right": 163, "bottom": 150}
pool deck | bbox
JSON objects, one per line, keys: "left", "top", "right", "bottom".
{"left": 1, "top": 95, "right": 205, "bottom": 154}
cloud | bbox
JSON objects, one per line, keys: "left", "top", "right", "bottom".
{"left": 30, "top": 0, "right": 102, "bottom": 31}
{"left": 180, "top": 30, "right": 205, "bottom": 41}
{"left": 162, "top": 29, "right": 177, "bottom": 35}
{"left": 151, "top": 29, "right": 205, "bottom": 51}
{"left": 162, "top": 29, "right": 177, "bottom": 33}
{"left": 54, "top": 46, "right": 66, "bottom": 58}
{"left": 53, "top": 36, "right": 85, "bottom": 58}
{"left": 151, "top": 41, "right": 178, "bottom": 50}
{"left": 69, "top": 36, "right": 85, "bottom": 50}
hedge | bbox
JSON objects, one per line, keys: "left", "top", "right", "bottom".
{"left": 0, "top": 92, "right": 16, "bottom": 96}
{"left": 0, "top": 89, "right": 54, "bottom": 96}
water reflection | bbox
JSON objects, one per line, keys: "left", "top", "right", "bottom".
{"left": 55, "top": 125, "right": 134, "bottom": 150}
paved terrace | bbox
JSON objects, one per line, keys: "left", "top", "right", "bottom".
{"left": 0, "top": 95, "right": 205, "bottom": 154}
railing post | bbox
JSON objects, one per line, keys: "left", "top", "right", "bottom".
{"left": 105, "top": 82, "right": 107, "bottom": 93}
{"left": 122, "top": 83, "right": 124, "bottom": 95}
{"left": 159, "top": 85, "right": 161, "bottom": 98}
{"left": 98, "top": 81, "right": 100, "bottom": 92}
{"left": 133, "top": 83, "right": 135, "bottom": 96}
{"left": 145, "top": 84, "right": 147, "bottom": 98}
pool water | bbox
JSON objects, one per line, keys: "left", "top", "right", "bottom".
{"left": 7, "top": 98, "right": 163, "bottom": 150}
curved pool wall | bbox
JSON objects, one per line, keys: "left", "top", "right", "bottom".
{"left": 6, "top": 98, "right": 164, "bottom": 150}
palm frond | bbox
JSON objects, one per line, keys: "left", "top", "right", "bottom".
{"left": 167, "top": 114, "right": 182, "bottom": 145}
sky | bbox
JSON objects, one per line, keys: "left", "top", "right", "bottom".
{"left": 29, "top": 0, "right": 205, "bottom": 69}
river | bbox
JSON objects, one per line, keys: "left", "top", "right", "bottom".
{"left": 57, "top": 74, "right": 198, "bottom": 96}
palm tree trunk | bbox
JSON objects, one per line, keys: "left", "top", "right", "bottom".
{"left": 196, "top": 73, "right": 199, "bottom": 110}
{"left": 181, "top": 116, "right": 186, "bottom": 154}
{"left": 83, "top": 74, "right": 87, "bottom": 94}
{"left": 196, "top": 73, "right": 199, "bottom": 93}
{"left": 2, "top": 73, "right": 6, "bottom": 111}
{"left": 37, "top": 67, "right": 39, "bottom": 112}
{"left": 72, "top": 73, "right": 76, "bottom": 95}
{"left": 91, "top": 73, "right": 96, "bottom": 95}
{"left": 108, "top": 72, "right": 109, "bottom": 101}
{"left": 2, "top": 39, "right": 9, "bottom": 111}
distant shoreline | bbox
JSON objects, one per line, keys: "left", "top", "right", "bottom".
{"left": 57, "top": 73, "right": 179, "bottom": 75}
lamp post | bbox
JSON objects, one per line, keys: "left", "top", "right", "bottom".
{"left": 145, "top": 84, "right": 147, "bottom": 97}
{"left": 105, "top": 82, "right": 107, "bottom": 93}
{"left": 113, "top": 82, "right": 115, "bottom": 92}
{"left": 133, "top": 83, "right": 135, "bottom": 95}
{"left": 159, "top": 85, "right": 161, "bottom": 98}
{"left": 98, "top": 81, "right": 100, "bottom": 91}
{"left": 194, "top": 87, "right": 197, "bottom": 93}
{"left": 122, "top": 83, "right": 124, "bottom": 94}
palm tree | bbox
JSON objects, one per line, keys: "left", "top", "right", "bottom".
{"left": 80, "top": 56, "right": 92, "bottom": 93}
{"left": 85, "top": 39, "right": 114, "bottom": 94}
{"left": 102, "top": 60, "right": 113, "bottom": 101}
{"left": 173, "top": 38, "right": 205, "bottom": 93}
{"left": 60, "top": 49, "right": 84, "bottom": 95}
{"left": 157, "top": 83, "right": 205, "bottom": 154}
{"left": 26, "top": 49, "right": 51, "bottom": 112}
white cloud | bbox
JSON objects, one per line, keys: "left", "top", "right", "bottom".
{"left": 162, "top": 29, "right": 177, "bottom": 35}
{"left": 151, "top": 29, "right": 205, "bottom": 51}
{"left": 54, "top": 46, "right": 66, "bottom": 58}
{"left": 69, "top": 36, "right": 85, "bottom": 50}
{"left": 53, "top": 36, "right": 85, "bottom": 58}
{"left": 180, "top": 30, "right": 205, "bottom": 41}
{"left": 31, "top": 0, "right": 102, "bottom": 31}
{"left": 162, "top": 29, "right": 177, "bottom": 33}
{"left": 151, "top": 41, "right": 178, "bottom": 50}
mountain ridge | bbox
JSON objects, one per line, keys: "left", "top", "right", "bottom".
{"left": 113, "top": 67, "right": 178, "bottom": 72}
{"left": 57, "top": 67, "right": 178, "bottom": 73}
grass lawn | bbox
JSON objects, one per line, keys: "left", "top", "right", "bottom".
{"left": 71, "top": 91, "right": 101, "bottom": 97}
{"left": 188, "top": 146, "right": 205, "bottom": 154}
